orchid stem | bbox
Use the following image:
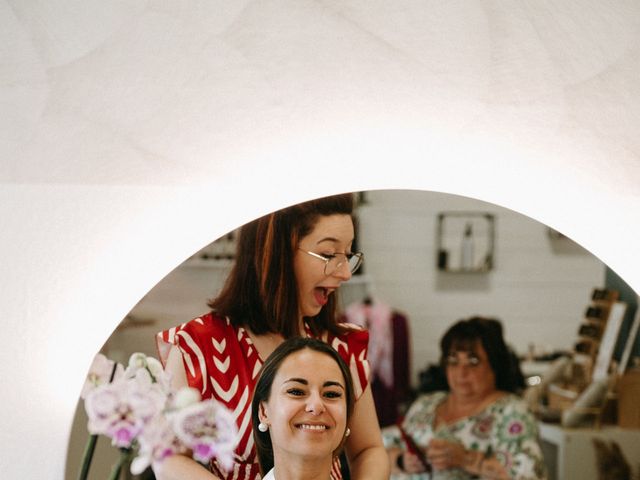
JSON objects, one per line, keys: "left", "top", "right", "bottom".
{"left": 107, "top": 449, "right": 130, "bottom": 480}
{"left": 76, "top": 434, "right": 98, "bottom": 480}
{"left": 77, "top": 360, "right": 119, "bottom": 480}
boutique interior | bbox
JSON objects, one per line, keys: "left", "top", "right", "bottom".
{"left": 66, "top": 190, "right": 640, "bottom": 480}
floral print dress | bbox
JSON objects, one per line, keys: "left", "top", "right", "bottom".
{"left": 381, "top": 391, "right": 547, "bottom": 480}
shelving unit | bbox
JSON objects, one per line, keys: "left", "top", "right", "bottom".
{"left": 544, "top": 289, "right": 628, "bottom": 427}
{"left": 573, "top": 289, "right": 620, "bottom": 383}
{"left": 436, "top": 211, "right": 495, "bottom": 273}
{"left": 185, "top": 229, "right": 237, "bottom": 265}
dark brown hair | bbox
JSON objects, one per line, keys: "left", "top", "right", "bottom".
{"left": 208, "top": 193, "right": 355, "bottom": 338}
{"left": 439, "top": 316, "right": 519, "bottom": 393}
{"left": 251, "top": 337, "right": 355, "bottom": 476}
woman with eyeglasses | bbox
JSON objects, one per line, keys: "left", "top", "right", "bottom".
{"left": 155, "top": 193, "right": 389, "bottom": 480}
{"left": 383, "top": 317, "right": 546, "bottom": 480}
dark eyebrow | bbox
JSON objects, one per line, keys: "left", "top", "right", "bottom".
{"left": 324, "top": 381, "right": 345, "bottom": 390}
{"left": 315, "top": 237, "right": 340, "bottom": 245}
{"left": 315, "top": 237, "right": 355, "bottom": 251}
{"left": 283, "top": 378, "right": 345, "bottom": 389}
{"left": 284, "top": 377, "right": 308, "bottom": 385}
{"left": 449, "top": 348, "right": 479, "bottom": 356}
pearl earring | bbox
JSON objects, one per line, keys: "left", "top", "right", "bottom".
{"left": 258, "top": 422, "right": 269, "bottom": 432}
{"left": 345, "top": 427, "right": 351, "bottom": 437}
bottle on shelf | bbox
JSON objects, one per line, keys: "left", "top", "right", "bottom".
{"left": 460, "top": 222, "right": 474, "bottom": 270}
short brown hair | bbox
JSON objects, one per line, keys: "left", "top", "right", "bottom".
{"left": 440, "top": 316, "right": 519, "bottom": 392}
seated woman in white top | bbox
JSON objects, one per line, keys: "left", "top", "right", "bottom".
{"left": 251, "top": 337, "right": 356, "bottom": 480}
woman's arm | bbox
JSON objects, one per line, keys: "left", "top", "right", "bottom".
{"left": 155, "top": 346, "right": 221, "bottom": 480}
{"left": 164, "top": 345, "right": 189, "bottom": 390}
{"left": 155, "top": 455, "right": 222, "bottom": 480}
{"left": 344, "top": 384, "right": 391, "bottom": 480}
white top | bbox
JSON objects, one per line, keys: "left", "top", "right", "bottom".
{"left": 260, "top": 468, "right": 331, "bottom": 480}
{"left": 262, "top": 469, "right": 275, "bottom": 480}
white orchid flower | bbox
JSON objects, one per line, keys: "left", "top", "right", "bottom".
{"left": 80, "top": 353, "right": 124, "bottom": 399}
{"left": 85, "top": 376, "right": 167, "bottom": 449}
{"left": 171, "top": 399, "right": 238, "bottom": 470}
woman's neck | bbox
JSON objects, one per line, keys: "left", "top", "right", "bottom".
{"left": 438, "top": 390, "right": 503, "bottom": 424}
{"left": 247, "top": 330, "right": 283, "bottom": 361}
{"left": 271, "top": 456, "right": 333, "bottom": 480}
{"left": 247, "top": 319, "right": 308, "bottom": 361}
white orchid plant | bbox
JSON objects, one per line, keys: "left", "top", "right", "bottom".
{"left": 79, "top": 352, "right": 237, "bottom": 480}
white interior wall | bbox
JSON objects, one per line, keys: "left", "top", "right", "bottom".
{"left": 2, "top": 2, "right": 640, "bottom": 479}
{"left": 357, "top": 190, "right": 604, "bottom": 377}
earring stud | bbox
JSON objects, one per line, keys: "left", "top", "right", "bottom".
{"left": 345, "top": 427, "right": 351, "bottom": 437}
{"left": 258, "top": 422, "right": 269, "bottom": 432}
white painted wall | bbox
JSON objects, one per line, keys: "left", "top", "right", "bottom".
{"left": 356, "top": 190, "right": 604, "bottom": 377}
{"left": 2, "top": 2, "right": 640, "bottom": 479}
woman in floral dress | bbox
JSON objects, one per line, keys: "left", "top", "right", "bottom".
{"left": 383, "top": 317, "right": 546, "bottom": 480}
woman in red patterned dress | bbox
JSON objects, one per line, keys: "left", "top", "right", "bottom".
{"left": 155, "top": 193, "right": 389, "bottom": 480}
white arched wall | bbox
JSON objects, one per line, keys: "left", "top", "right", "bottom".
{"left": 1, "top": 1, "right": 639, "bottom": 478}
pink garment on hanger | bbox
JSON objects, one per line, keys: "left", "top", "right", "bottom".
{"left": 345, "top": 299, "right": 394, "bottom": 388}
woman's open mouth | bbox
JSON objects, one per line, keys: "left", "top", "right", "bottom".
{"left": 313, "top": 287, "right": 329, "bottom": 306}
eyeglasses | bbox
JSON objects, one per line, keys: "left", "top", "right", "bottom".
{"left": 444, "top": 354, "right": 482, "bottom": 368}
{"left": 298, "top": 249, "right": 364, "bottom": 276}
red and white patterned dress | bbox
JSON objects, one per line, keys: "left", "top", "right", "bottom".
{"left": 156, "top": 312, "right": 370, "bottom": 480}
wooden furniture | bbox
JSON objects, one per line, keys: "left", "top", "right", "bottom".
{"left": 546, "top": 289, "right": 627, "bottom": 426}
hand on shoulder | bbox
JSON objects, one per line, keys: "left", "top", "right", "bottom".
{"left": 339, "top": 321, "right": 365, "bottom": 331}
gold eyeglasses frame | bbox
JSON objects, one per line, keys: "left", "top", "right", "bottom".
{"left": 298, "top": 249, "right": 364, "bottom": 276}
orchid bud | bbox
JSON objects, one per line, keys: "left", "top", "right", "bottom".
{"left": 173, "top": 387, "right": 201, "bottom": 409}
{"left": 129, "top": 352, "right": 147, "bottom": 370}
{"left": 146, "top": 357, "right": 164, "bottom": 380}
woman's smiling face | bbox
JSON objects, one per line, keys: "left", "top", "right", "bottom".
{"left": 258, "top": 348, "right": 348, "bottom": 462}
{"left": 294, "top": 214, "right": 355, "bottom": 320}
